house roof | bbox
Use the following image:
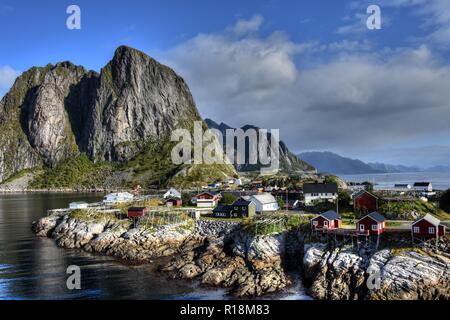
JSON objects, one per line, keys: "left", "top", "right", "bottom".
{"left": 414, "top": 182, "right": 431, "bottom": 187}
{"left": 213, "top": 205, "right": 233, "bottom": 213}
{"left": 196, "top": 192, "right": 218, "bottom": 197}
{"left": 128, "top": 207, "right": 147, "bottom": 211}
{"left": 233, "top": 199, "right": 254, "bottom": 206}
{"left": 250, "top": 193, "right": 278, "bottom": 205}
{"left": 106, "top": 192, "right": 134, "bottom": 197}
{"left": 353, "top": 190, "right": 378, "bottom": 200}
{"left": 303, "top": 183, "right": 338, "bottom": 194}
{"left": 165, "top": 188, "right": 181, "bottom": 195}
{"left": 413, "top": 214, "right": 441, "bottom": 227}
{"left": 362, "top": 212, "right": 386, "bottom": 223}
{"left": 321, "top": 210, "right": 341, "bottom": 221}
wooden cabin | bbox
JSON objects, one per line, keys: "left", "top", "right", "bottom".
{"left": 357, "top": 212, "right": 386, "bottom": 235}
{"left": 166, "top": 198, "right": 182, "bottom": 207}
{"left": 127, "top": 207, "right": 149, "bottom": 218}
{"left": 411, "top": 214, "right": 446, "bottom": 239}
{"left": 311, "top": 210, "right": 342, "bottom": 231}
{"left": 195, "top": 192, "right": 219, "bottom": 208}
{"left": 231, "top": 199, "right": 256, "bottom": 218}
{"left": 213, "top": 205, "right": 234, "bottom": 218}
{"left": 353, "top": 190, "right": 379, "bottom": 212}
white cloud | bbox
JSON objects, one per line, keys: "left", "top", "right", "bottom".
{"left": 227, "top": 15, "right": 264, "bottom": 37}
{"left": 0, "top": 66, "right": 19, "bottom": 98}
{"left": 162, "top": 16, "right": 450, "bottom": 166}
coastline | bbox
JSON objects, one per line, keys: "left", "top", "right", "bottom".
{"left": 32, "top": 209, "right": 450, "bottom": 300}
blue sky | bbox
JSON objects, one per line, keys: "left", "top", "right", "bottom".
{"left": 1, "top": 0, "right": 450, "bottom": 167}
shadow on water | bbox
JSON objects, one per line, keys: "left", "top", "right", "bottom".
{"left": 0, "top": 193, "right": 204, "bottom": 300}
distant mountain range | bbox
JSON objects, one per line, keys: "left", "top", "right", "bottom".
{"left": 205, "top": 119, "right": 315, "bottom": 173}
{"left": 298, "top": 151, "right": 450, "bottom": 175}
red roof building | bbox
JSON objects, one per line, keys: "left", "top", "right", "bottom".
{"left": 357, "top": 212, "right": 386, "bottom": 235}
{"left": 195, "top": 192, "right": 219, "bottom": 208}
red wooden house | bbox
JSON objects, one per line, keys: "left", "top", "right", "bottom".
{"left": 357, "top": 212, "right": 386, "bottom": 235}
{"left": 353, "top": 190, "right": 379, "bottom": 212}
{"left": 166, "top": 198, "right": 182, "bottom": 207}
{"left": 411, "top": 214, "right": 446, "bottom": 239}
{"left": 195, "top": 192, "right": 219, "bottom": 208}
{"left": 127, "top": 207, "right": 149, "bottom": 218}
{"left": 311, "top": 211, "right": 342, "bottom": 231}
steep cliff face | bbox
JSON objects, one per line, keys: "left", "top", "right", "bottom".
{"left": 85, "top": 46, "right": 201, "bottom": 162}
{"left": 0, "top": 46, "right": 233, "bottom": 187}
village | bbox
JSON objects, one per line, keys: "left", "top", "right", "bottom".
{"left": 60, "top": 174, "right": 449, "bottom": 252}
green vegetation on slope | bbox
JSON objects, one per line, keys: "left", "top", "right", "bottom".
{"left": 30, "top": 154, "right": 114, "bottom": 189}
{"left": 380, "top": 199, "right": 449, "bottom": 220}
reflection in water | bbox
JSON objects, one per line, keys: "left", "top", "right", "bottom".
{"left": 0, "top": 193, "right": 310, "bottom": 300}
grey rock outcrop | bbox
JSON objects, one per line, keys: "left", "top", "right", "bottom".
{"left": 303, "top": 243, "right": 450, "bottom": 300}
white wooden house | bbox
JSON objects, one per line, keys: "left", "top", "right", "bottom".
{"left": 303, "top": 183, "right": 338, "bottom": 206}
{"left": 103, "top": 192, "right": 134, "bottom": 204}
{"left": 163, "top": 188, "right": 181, "bottom": 199}
{"left": 69, "top": 201, "right": 88, "bottom": 209}
{"left": 249, "top": 193, "right": 279, "bottom": 213}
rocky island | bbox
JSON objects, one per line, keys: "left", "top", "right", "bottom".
{"left": 32, "top": 208, "right": 450, "bottom": 300}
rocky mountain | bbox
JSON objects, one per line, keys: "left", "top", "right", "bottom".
{"left": 0, "top": 46, "right": 235, "bottom": 188}
{"left": 205, "top": 119, "right": 315, "bottom": 174}
{"left": 299, "top": 152, "right": 381, "bottom": 174}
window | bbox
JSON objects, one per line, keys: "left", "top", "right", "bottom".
{"left": 313, "top": 221, "right": 318, "bottom": 226}
{"left": 372, "top": 225, "right": 378, "bottom": 231}
{"left": 413, "top": 226, "right": 420, "bottom": 233}
{"left": 428, "top": 227, "right": 435, "bottom": 234}
{"left": 359, "top": 224, "right": 365, "bottom": 231}
{"left": 324, "top": 221, "right": 329, "bottom": 227}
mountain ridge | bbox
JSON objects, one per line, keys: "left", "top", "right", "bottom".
{"left": 298, "top": 151, "right": 450, "bottom": 174}
{"left": 205, "top": 118, "right": 315, "bottom": 173}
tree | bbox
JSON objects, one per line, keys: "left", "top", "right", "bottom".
{"left": 363, "top": 181, "right": 374, "bottom": 193}
{"left": 338, "top": 190, "right": 352, "bottom": 212}
{"left": 181, "top": 193, "right": 192, "bottom": 207}
{"left": 439, "top": 189, "right": 450, "bottom": 213}
{"left": 219, "top": 193, "right": 238, "bottom": 205}
{"left": 277, "top": 197, "right": 286, "bottom": 210}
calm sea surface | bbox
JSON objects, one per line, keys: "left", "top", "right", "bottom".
{"left": 0, "top": 193, "right": 310, "bottom": 300}
{"left": 339, "top": 172, "right": 450, "bottom": 191}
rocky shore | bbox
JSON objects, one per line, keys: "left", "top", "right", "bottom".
{"left": 303, "top": 243, "right": 450, "bottom": 300}
{"left": 32, "top": 213, "right": 450, "bottom": 299}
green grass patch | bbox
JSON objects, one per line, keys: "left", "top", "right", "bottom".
{"left": 30, "top": 153, "right": 114, "bottom": 189}
{"left": 68, "top": 209, "right": 124, "bottom": 224}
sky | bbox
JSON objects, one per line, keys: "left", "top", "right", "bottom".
{"left": 1, "top": 0, "right": 450, "bottom": 167}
